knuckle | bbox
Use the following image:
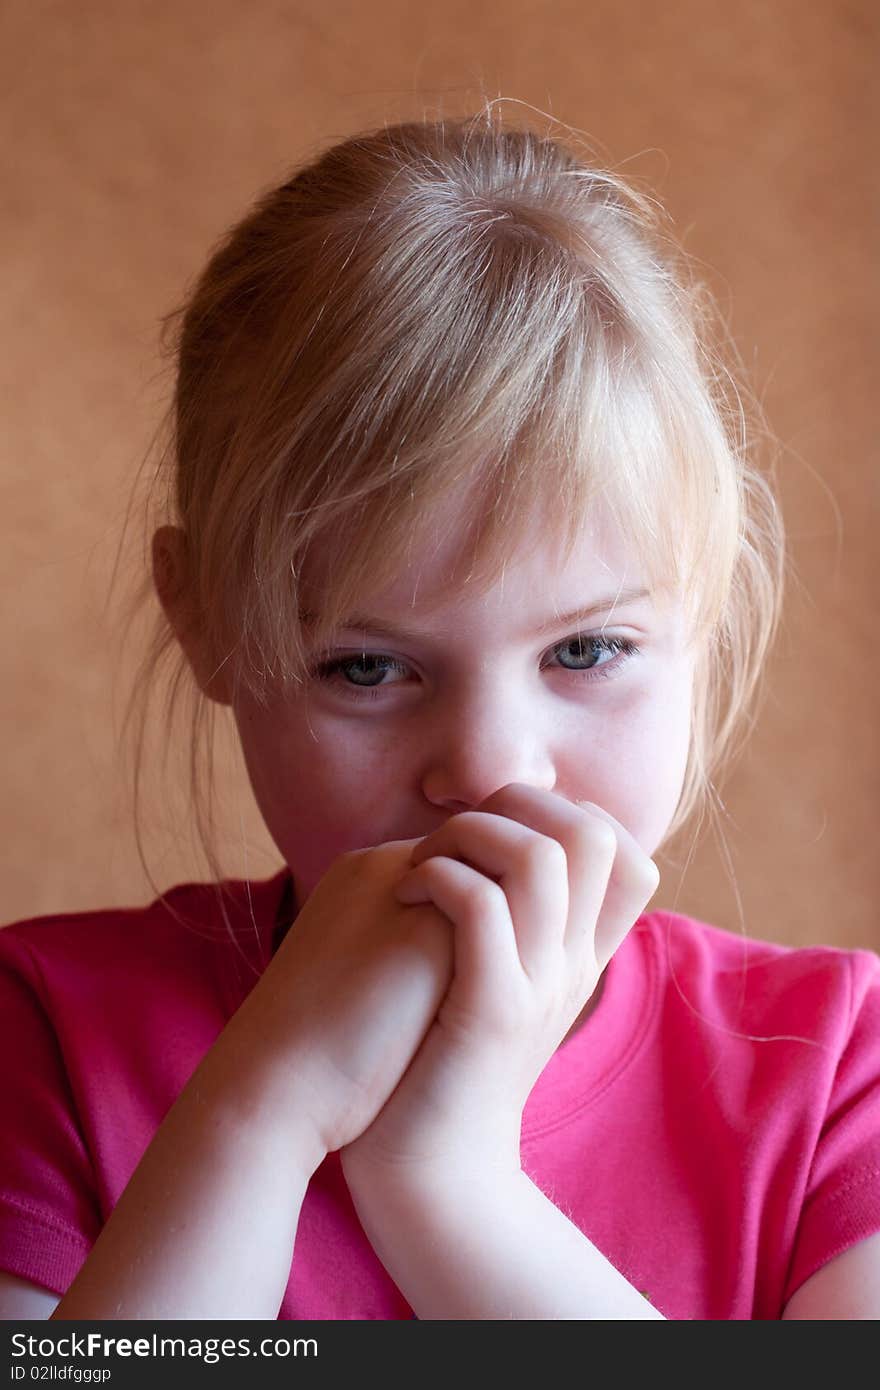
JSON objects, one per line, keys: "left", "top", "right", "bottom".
{"left": 643, "top": 857, "right": 661, "bottom": 892}
{"left": 475, "top": 784, "right": 515, "bottom": 814}
{"left": 343, "top": 845, "right": 373, "bottom": 870}
{"left": 582, "top": 816, "right": 618, "bottom": 860}
{"left": 340, "top": 843, "right": 392, "bottom": 881}
{"left": 524, "top": 834, "right": 567, "bottom": 876}
{"left": 465, "top": 874, "right": 505, "bottom": 918}
{"left": 340, "top": 846, "right": 366, "bottom": 862}
{"left": 334, "top": 848, "right": 362, "bottom": 875}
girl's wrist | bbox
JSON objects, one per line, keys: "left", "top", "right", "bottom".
{"left": 200, "top": 1004, "right": 330, "bottom": 1179}
{"left": 340, "top": 1136, "right": 523, "bottom": 1209}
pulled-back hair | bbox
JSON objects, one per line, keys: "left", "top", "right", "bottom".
{"left": 116, "top": 105, "right": 785, "bottom": 905}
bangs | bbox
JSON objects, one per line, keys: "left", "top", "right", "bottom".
{"left": 168, "top": 134, "right": 746, "bottom": 709}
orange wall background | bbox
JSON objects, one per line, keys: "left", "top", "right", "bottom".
{"left": 1, "top": 1, "right": 876, "bottom": 950}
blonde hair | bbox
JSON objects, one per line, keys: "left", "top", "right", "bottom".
{"left": 114, "top": 105, "right": 786, "bottom": 911}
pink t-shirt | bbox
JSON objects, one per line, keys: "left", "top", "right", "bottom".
{"left": 1, "top": 868, "right": 878, "bottom": 1320}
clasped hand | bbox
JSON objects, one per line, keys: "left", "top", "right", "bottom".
{"left": 339, "top": 782, "right": 660, "bottom": 1184}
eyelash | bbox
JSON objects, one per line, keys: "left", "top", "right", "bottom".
{"left": 309, "top": 633, "right": 642, "bottom": 702}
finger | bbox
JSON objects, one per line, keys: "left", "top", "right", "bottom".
{"left": 396, "top": 855, "right": 521, "bottom": 997}
{"left": 407, "top": 812, "right": 569, "bottom": 979}
{"left": 573, "top": 801, "right": 660, "bottom": 967}
{"left": 476, "top": 784, "right": 658, "bottom": 968}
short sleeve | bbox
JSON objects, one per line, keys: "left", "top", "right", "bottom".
{"left": 784, "top": 948, "right": 880, "bottom": 1302}
{"left": 0, "top": 929, "right": 102, "bottom": 1295}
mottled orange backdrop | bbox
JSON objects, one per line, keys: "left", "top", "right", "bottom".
{"left": 1, "top": 1, "right": 876, "bottom": 949}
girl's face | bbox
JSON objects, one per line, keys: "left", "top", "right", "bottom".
{"left": 229, "top": 496, "right": 699, "bottom": 909}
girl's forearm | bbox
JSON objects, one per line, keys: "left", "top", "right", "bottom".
{"left": 51, "top": 1023, "right": 326, "bottom": 1321}
{"left": 348, "top": 1164, "right": 665, "bottom": 1320}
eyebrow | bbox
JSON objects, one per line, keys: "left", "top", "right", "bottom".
{"left": 306, "top": 586, "right": 652, "bottom": 644}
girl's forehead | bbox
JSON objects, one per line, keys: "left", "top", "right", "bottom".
{"left": 301, "top": 496, "right": 655, "bottom": 624}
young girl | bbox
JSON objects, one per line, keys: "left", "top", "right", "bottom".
{"left": 1, "top": 108, "right": 878, "bottom": 1322}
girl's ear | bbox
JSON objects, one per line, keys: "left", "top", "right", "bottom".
{"left": 151, "top": 526, "right": 233, "bottom": 707}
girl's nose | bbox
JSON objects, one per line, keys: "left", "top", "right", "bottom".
{"left": 419, "top": 687, "right": 556, "bottom": 812}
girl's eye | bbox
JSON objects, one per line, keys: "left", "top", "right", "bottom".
{"left": 311, "top": 652, "right": 409, "bottom": 695}
{"left": 308, "top": 634, "right": 641, "bottom": 701}
{"left": 550, "top": 633, "right": 640, "bottom": 675}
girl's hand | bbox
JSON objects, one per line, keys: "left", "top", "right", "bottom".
{"left": 234, "top": 840, "right": 453, "bottom": 1158}
{"left": 340, "top": 783, "right": 659, "bottom": 1182}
